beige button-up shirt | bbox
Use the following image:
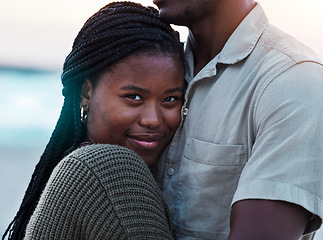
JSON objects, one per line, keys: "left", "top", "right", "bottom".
{"left": 155, "top": 3, "right": 323, "bottom": 240}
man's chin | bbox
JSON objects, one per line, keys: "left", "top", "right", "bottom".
{"left": 159, "top": 10, "right": 187, "bottom": 26}
{"left": 158, "top": 9, "right": 171, "bottom": 22}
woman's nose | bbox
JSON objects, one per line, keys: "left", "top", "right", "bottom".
{"left": 139, "top": 105, "right": 161, "bottom": 129}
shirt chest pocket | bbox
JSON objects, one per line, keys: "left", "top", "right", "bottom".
{"left": 174, "top": 138, "right": 248, "bottom": 238}
{"left": 181, "top": 137, "right": 248, "bottom": 206}
{"left": 184, "top": 138, "right": 247, "bottom": 166}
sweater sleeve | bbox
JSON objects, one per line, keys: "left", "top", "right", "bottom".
{"left": 25, "top": 144, "right": 173, "bottom": 240}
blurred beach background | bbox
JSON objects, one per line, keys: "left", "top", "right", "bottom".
{"left": 1, "top": 0, "right": 322, "bottom": 238}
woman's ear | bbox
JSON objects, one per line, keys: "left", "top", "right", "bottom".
{"left": 80, "top": 79, "right": 93, "bottom": 109}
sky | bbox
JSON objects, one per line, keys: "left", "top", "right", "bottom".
{"left": 0, "top": 0, "right": 323, "bottom": 70}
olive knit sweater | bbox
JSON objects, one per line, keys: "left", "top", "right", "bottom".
{"left": 24, "top": 144, "right": 173, "bottom": 239}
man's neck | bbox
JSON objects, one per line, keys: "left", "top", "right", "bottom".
{"left": 188, "top": 0, "right": 256, "bottom": 75}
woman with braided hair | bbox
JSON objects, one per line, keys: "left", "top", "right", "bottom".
{"left": 3, "top": 2, "right": 185, "bottom": 239}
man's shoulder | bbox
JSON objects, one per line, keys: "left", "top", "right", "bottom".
{"left": 258, "top": 24, "right": 322, "bottom": 65}
{"left": 245, "top": 24, "right": 323, "bottom": 88}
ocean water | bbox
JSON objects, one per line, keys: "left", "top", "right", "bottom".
{"left": 0, "top": 68, "right": 322, "bottom": 239}
{"left": 0, "top": 68, "right": 63, "bottom": 235}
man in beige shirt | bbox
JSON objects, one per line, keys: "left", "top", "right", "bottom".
{"left": 153, "top": 0, "right": 323, "bottom": 239}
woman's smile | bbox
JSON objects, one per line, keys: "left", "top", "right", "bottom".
{"left": 127, "top": 132, "right": 164, "bottom": 150}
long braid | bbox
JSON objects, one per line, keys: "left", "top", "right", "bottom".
{"left": 3, "top": 92, "right": 77, "bottom": 239}
{"left": 3, "top": 2, "right": 183, "bottom": 239}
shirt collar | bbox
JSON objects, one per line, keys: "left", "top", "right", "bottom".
{"left": 184, "top": 3, "right": 268, "bottom": 81}
{"left": 218, "top": 3, "right": 268, "bottom": 64}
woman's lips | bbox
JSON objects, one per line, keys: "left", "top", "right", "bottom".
{"left": 130, "top": 138, "right": 159, "bottom": 149}
{"left": 128, "top": 133, "right": 163, "bottom": 150}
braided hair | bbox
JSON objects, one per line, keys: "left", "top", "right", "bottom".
{"left": 3, "top": 2, "right": 184, "bottom": 239}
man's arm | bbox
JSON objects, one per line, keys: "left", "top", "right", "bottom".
{"left": 228, "top": 199, "right": 311, "bottom": 240}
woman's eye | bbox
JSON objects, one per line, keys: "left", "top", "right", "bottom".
{"left": 126, "top": 94, "right": 141, "bottom": 101}
{"left": 163, "top": 96, "right": 177, "bottom": 102}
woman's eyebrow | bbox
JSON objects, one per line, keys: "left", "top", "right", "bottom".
{"left": 120, "top": 85, "right": 148, "bottom": 93}
{"left": 165, "top": 87, "right": 184, "bottom": 94}
{"left": 120, "top": 85, "right": 183, "bottom": 94}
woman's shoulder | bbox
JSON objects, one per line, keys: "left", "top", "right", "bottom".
{"left": 71, "top": 143, "right": 139, "bottom": 160}
{"left": 63, "top": 143, "right": 155, "bottom": 198}
{"left": 64, "top": 144, "right": 147, "bottom": 176}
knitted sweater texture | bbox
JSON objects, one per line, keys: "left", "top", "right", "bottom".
{"left": 24, "top": 144, "right": 173, "bottom": 239}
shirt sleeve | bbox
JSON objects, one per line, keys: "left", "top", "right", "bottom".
{"left": 232, "top": 62, "right": 323, "bottom": 234}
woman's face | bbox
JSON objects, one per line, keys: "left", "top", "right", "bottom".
{"left": 83, "top": 53, "right": 185, "bottom": 166}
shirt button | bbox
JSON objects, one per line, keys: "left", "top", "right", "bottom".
{"left": 168, "top": 168, "right": 175, "bottom": 176}
{"left": 183, "top": 107, "right": 188, "bottom": 116}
